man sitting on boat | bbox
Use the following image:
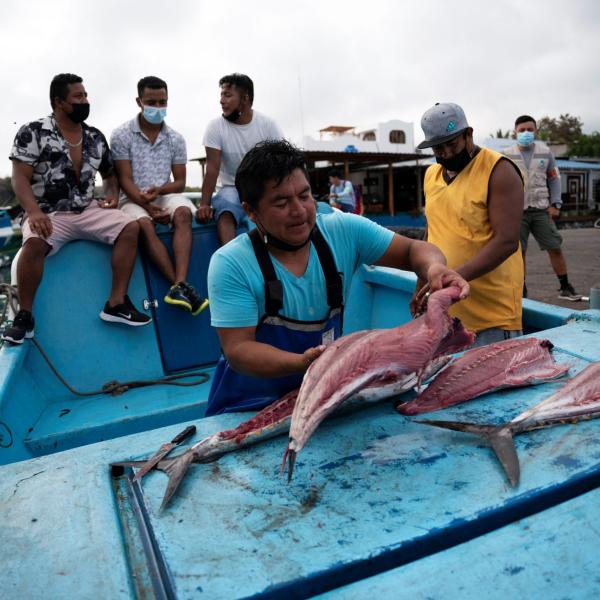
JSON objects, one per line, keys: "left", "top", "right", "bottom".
{"left": 413, "top": 102, "right": 524, "bottom": 348}
{"left": 195, "top": 73, "right": 285, "bottom": 246}
{"left": 3, "top": 73, "right": 151, "bottom": 344}
{"left": 204, "top": 139, "right": 470, "bottom": 415}
{"left": 110, "top": 76, "right": 208, "bottom": 316}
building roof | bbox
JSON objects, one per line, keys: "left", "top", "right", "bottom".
{"left": 318, "top": 125, "right": 355, "bottom": 134}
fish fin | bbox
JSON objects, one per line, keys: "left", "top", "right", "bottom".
{"left": 414, "top": 420, "right": 520, "bottom": 486}
{"left": 287, "top": 449, "right": 296, "bottom": 483}
{"left": 159, "top": 452, "right": 196, "bottom": 512}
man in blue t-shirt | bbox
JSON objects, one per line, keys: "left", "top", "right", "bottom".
{"left": 205, "top": 139, "right": 470, "bottom": 415}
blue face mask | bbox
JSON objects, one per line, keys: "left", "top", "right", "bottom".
{"left": 142, "top": 105, "right": 167, "bottom": 124}
{"left": 517, "top": 131, "right": 535, "bottom": 146}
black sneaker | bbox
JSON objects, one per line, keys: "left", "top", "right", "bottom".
{"left": 2, "top": 309, "right": 34, "bottom": 344}
{"left": 558, "top": 284, "right": 582, "bottom": 302}
{"left": 100, "top": 296, "right": 152, "bottom": 326}
{"left": 164, "top": 282, "right": 192, "bottom": 312}
{"left": 181, "top": 282, "right": 209, "bottom": 316}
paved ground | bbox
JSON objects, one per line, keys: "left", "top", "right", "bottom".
{"left": 524, "top": 226, "right": 600, "bottom": 310}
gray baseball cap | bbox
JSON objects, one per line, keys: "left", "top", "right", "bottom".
{"left": 417, "top": 102, "right": 470, "bottom": 149}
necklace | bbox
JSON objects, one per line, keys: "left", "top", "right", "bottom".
{"left": 65, "top": 137, "right": 83, "bottom": 148}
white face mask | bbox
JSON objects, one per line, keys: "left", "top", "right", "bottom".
{"left": 142, "top": 105, "right": 167, "bottom": 124}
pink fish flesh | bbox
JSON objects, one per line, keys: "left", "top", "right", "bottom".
{"left": 398, "top": 337, "right": 570, "bottom": 416}
{"left": 416, "top": 360, "right": 600, "bottom": 485}
{"left": 284, "top": 286, "right": 475, "bottom": 478}
{"left": 112, "top": 358, "right": 450, "bottom": 510}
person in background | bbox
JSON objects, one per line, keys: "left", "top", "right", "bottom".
{"left": 111, "top": 75, "right": 208, "bottom": 315}
{"left": 413, "top": 102, "right": 524, "bottom": 348}
{"left": 503, "top": 115, "right": 582, "bottom": 301}
{"left": 204, "top": 139, "right": 469, "bottom": 415}
{"left": 195, "top": 73, "right": 284, "bottom": 245}
{"left": 3, "top": 73, "right": 150, "bottom": 344}
{"left": 328, "top": 169, "right": 356, "bottom": 212}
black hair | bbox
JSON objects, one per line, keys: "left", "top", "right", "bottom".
{"left": 328, "top": 169, "right": 341, "bottom": 179}
{"left": 49, "top": 73, "right": 83, "bottom": 109}
{"left": 219, "top": 73, "right": 254, "bottom": 105}
{"left": 137, "top": 75, "right": 168, "bottom": 98}
{"left": 515, "top": 114, "right": 536, "bottom": 127}
{"left": 235, "top": 140, "right": 309, "bottom": 209}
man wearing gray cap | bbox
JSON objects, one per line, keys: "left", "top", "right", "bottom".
{"left": 412, "top": 102, "right": 524, "bottom": 347}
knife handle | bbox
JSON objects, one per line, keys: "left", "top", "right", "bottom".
{"left": 171, "top": 425, "right": 196, "bottom": 445}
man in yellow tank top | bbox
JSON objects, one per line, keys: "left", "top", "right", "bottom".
{"left": 413, "top": 103, "right": 524, "bottom": 348}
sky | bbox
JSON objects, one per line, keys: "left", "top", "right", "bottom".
{"left": 2, "top": 0, "right": 599, "bottom": 187}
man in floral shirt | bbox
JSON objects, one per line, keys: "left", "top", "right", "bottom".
{"left": 3, "top": 73, "right": 151, "bottom": 344}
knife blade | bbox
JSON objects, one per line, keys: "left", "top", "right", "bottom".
{"left": 133, "top": 424, "right": 196, "bottom": 481}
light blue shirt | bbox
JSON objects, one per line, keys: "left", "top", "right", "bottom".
{"left": 110, "top": 116, "right": 187, "bottom": 195}
{"left": 207, "top": 204, "right": 394, "bottom": 327}
{"left": 330, "top": 180, "right": 355, "bottom": 209}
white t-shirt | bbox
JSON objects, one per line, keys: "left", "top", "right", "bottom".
{"left": 202, "top": 110, "right": 284, "bottom": 187}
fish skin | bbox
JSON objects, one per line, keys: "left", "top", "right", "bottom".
{"left": 285, "top": 286, "right": 475, "bottom": 472}
{"left": 416, "top": 360, "right": 600, "bottom": 486}
{"left": 398, "top": 338, "right": 570, "bottom": 416}
{"left": 112, "top": 358, "right": 451, "bottom": 510}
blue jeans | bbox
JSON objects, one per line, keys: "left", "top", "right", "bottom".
{"left": 212, "top": 186, "right": 246, "bottom": 226}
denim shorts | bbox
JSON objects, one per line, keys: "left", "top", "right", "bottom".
{"left": 470, "top": 328, "right": 522, "bottom": 348}
{"left": 212, "top": 186, "right": 246, "bottom": 226}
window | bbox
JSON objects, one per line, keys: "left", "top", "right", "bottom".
{"left": 389, "top": 130, "right": 406, "bottom": 144}
{"left": 362, "top": 131, "right": 376, "bottom": 141}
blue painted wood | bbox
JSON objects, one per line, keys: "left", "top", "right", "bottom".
{"left": 1, "top": 320, "right": 598, "bottom": 599}
{"left": 143, "top": 224, "right": 222, "bottom": 372}
{"left": 316, "top": 487, "right": 600, "bottom": 599}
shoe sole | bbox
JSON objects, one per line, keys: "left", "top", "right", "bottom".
{"left": 1, "top": 330, "right": 34, "bottom": 344}
{"left": 99, "top": 311, "right": 152, "bottom": 326}
{"left": 191, "top": 299, "right": 210, "bottom": 316}
{"left": 558, "top": 296, "right": 582, "bottom": 302}
{"left": 164, "top": 296, "right": 192, "bottom": 312}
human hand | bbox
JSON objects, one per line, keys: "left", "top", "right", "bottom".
{"left": 302, "top": 344, "right": 327, "bottom": 370}
{"left": 548, "top": 206, "right": 560, "bottom": 220}
{"left": 147, "top": 203, "right": 170, "bottom": 225}
{"left": 195, "top": 203, "right": 214, "bottom": 224}
{"left": 97, "top": 195, "right": 118, "bottom": 209}
{"left": 140, "top": 188, "right": 159, "bottom": 204}
{"left": 425, "top": 264, "right": 470, "bottom": 299}
{"left": 27, "top": 208, "right": 52, "bottom": 238}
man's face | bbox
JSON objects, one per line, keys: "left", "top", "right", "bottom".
{"left": 329, "top": 176, "right": 340, "bottom": 186}
{"left": 59, "top": 82, "right": 88, "bottom": 109}
{"left": 246, "top": 168, "right": 317, "bottom": 246}
{"left": 515, "top": 121, "right": 536, "bottom": 136}
{"left": 137, "top": 87, "right": 168, "bottom": 109}
{"left": 220, "top": 84, "right": 246, "bottom": 117}
{"left": 431, "top": 132, "right": 467, "bottom": 161}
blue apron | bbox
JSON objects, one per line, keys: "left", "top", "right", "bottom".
{"left": 205, "top": 227, "right": 344, "bottom": 416}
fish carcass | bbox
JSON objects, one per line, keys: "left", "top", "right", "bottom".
{"left": 397, "top": 338, "right": 570, "bottom": 416}
{"left": 284, "top": 286, "right": 475, "bottom": 480}
{"left": 113, "top": 359, "right": 451, "bottom": 510}
{"left": 415, "top": 360, "right": 600, "bottom": 486}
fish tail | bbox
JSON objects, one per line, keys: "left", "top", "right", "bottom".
{"left": 159, "top": 452, "right": 196, "bottom": 511}
{"left": 414, "top": 419, "right": 520, "bottom": 486}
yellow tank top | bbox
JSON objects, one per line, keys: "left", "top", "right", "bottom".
{"left": 424, "top": 148, "right": 523, "bottom": 332}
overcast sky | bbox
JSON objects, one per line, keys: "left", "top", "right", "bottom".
{"left": 2, "top": 0, "right": 599, "bottom": 187}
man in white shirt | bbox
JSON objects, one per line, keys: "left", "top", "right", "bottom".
{"left": 196, "top": 73, "right": 284, "bottom": 245}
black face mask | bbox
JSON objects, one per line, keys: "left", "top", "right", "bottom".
{"left": 222, "top": 107, "right": 242, "bottom": 123}
{"left": 256, "top": 219, "right": 313, "bottom": 252}
{"left": 65, "top": 102, "right": 90, "bottom": 124}
{"left": 436, "top": 145, "right": 473, "bottom": 172}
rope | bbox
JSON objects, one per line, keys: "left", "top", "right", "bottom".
{"left": 0, "top": 284, "right": 210, "bottom": 397}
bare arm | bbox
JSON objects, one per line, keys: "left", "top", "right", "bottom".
{"left": 454, "top": 158, "right": 523, "bottom": 282}
{"left": 217, "top": 326, "right": 325, "bottom": 378}
{"left": 153, "top": 163, "right": 186, "bottom": 196}
{"left": 196, "top": 147, "right": 221, "bottom": 223}
{"left": 11, "top": 160, "right": 52, "bottom": 237}
{"left": 114, "top": 159, "right": 146, "bottom": 205}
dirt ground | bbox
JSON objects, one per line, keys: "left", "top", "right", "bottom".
{"left": 524, "top": 226, "right": 600, "bottom": 310}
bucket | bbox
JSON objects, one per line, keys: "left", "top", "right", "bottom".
{"left": 590, "top": 285, "right": 600, "bottom": 310}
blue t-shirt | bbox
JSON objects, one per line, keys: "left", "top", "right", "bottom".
{"left": 207, "top": 204, "right": 394, "bottom": 327}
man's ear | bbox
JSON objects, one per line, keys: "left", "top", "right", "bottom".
{"left": 136, "top": 97, "right": 143, "bottom": 110}
{"left": 242, "top": 201, "right": 256, "bottom": 223}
